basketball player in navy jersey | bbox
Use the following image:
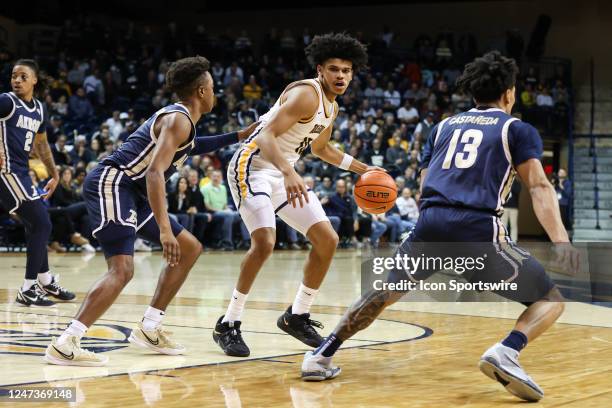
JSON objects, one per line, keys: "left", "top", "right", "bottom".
{"left": 302, "top": 52, "right": 580, "bottom": 402}
{"left": 0, "top": 59, "right": 75, "bottom": 307}
{"left": 46, "top": 56, "right": 256, "bottom": 366}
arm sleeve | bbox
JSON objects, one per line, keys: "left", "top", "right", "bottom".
{"left": 508, "top": 120, "right": 543, "bottom": 166}
{"left": 190, "top": 132, "right": 239, "bottom": 156}
{"left": 0, "top": 94, "right": 14, "bottom": 120}
{"left": 419, "top": 124, "right": 438, "bottom": 170}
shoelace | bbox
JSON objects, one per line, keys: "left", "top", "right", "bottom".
{"left": 33, "top": 284, "right": 51, "bottom": 300}
{"left": 156, "top": 328, "right": 175, "bottom": 344}
{"left": 225, "top": 327, "right": 245, "bottom": 346}
{"left": 302, "top": 318, "right": 324, "bottom": 334}
{"left": 48, "top": 276, "right": 69, "bottom": 292}
{"left": 71, "top": 337, "right": 97, "bottom": 358}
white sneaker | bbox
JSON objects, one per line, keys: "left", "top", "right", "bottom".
{"left": 134, "top": 239, "right": 152, "bottom": 252}
{"left": 128, "top": 323, "right": 186, "bottom": 355}
{"left": 479, "top": 343, "right": 544, "bottom": 401}
{"left": 301, "top": 351, "right": 341, "bottom": 381}
{"left": 81, "top": 243, "right": 96, "bottom": 253}
{"left": 44, "top": 336, "right": 109, "bottom": 367}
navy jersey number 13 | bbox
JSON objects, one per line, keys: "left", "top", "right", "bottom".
{"left": 420, "top": 107, "right": 543, "bottom": 215}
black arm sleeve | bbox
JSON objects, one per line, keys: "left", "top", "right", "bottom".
{"left": 190, "top": 132, "right": 239, "bottom": 156}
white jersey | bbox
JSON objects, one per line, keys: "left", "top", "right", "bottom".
{"left": 227, "top": 79, "right": 334, "bottom": 230}
{"left": 231, "top": 79, "right": 336, "bottom": 177}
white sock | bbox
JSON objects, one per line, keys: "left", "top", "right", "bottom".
{"left": 222, "top": 289, "right": 248, "bottom": 323}
{"left": 292, "top": 283, "right": 318, "bottom": 315}
{"left": 22, "top": 279, "right": 37, "bottom": 292}
{"left": 142, "top": 306, "right": 165, "bottom": 331}
{"left": 58, "top": 320, "right": 88, "bottom": 345}
{"left": 38, "top": 271, "right": 52, "bottom": 286}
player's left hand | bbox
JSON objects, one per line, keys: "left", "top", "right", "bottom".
{"left": 42, "top": 175, "right": 59, "bottom": 199}
{"left": 238, "top": 121, "right": 260, "bottom": 141}
{"left": 160, "top": 230, "right": 181, "bottom": 267}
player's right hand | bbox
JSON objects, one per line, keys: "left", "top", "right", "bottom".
{"left": 283, "top": 170, "right": 309, "bottom": 208}
{"left": 551, "top": 243, "right": 581, "bottom": 276}
{"left": 160, "top": 230, "right": 180, "bottom": 267}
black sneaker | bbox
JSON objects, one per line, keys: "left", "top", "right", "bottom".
{"left": 16, "top": 285, "right": 55, "bottom": 307}
{"left": 212, "top": 316, "right": 250, "bottom": 357}
{"left": 38, "top": 276, "right": 76, "bottom": 301}
{"left": 277, "top": 306, "right": 324, "bottom": 347}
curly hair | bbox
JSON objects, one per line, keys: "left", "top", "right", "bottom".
{"left": 305, "top": 32, "right": 368, "bottom": 72}
{"left": 165, "top": 56, "right": 211, "bottom": 99}
{"left": 14, "top": 58, "right": 48, "bottom": 97}
{"left": 455, "top": 51, "right": 519, "bottom": 104}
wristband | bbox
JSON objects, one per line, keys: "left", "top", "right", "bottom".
{"left": 338, "top": 153, "right": 354, "bottom": 170}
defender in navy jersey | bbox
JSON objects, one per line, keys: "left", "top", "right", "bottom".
{"left": 0, "top": 59, "right": 76, "bottom": 307}
{"left": 46, "top": 56, "right": 255, "bottom": 367}
{"left": 303, "top": 52, "right": 580, "bottom": 402}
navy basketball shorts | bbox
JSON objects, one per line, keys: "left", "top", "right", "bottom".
{"left": 387, "top": 205, "right": 555, "bottom": 305}
{"left": 83, "top": 165, "right": 183, "bottom": 258}
{"left": 0, "top": 171, "right": 41, "bottom": 213}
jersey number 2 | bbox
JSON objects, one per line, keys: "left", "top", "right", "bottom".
{"left": 442, "top": 129, "right": 483, "bottom": 169}
{"left": 24, "top": 131, "right": 34, "bottom": 152}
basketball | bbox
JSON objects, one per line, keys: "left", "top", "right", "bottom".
{"left": 354, "top": 170, "right": 397, "bottom": 214}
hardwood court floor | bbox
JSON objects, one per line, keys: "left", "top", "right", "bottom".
{"left": 0, "top": 251, "right": 611, "bottom": 407}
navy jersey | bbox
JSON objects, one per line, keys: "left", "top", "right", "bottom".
{"left": 420, "top": 107, "right": 542, "bottom": 215}
{"left": 102, "top": 103, "right": 195, "bottom": 193}
{"left": 0, "top": 92, "right": 46, "bottom": 175}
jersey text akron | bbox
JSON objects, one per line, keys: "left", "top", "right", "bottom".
{"left": 15, "top": 114, "right": 41, "bottom": 132}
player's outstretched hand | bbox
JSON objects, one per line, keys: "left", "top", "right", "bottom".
{"left": 42, "top": 175, "right": 59, "bottom": 199}
{"left": 238, "top": 121, "right": 260, "bottom": 141}
{"left": 160, "top": 230, "right": 181, "bottom": 267}
{"left": 283, "top": 169, "right": 309, "bottom": 208}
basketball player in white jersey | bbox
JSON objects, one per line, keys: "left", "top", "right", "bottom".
{"left": 214, "top": 33, "right": 382, "bottom": 356}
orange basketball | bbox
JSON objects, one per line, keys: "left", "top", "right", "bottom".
{"left": 354, "top": 170, "right": 397, "bottom": 214}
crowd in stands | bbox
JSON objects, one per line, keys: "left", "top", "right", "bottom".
{"left": 0, "top": 19, "right": 572, "bottom": 251}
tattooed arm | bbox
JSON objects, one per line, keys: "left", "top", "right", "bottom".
{"left": 33, "top": 131, "right": 59, "bottom": 198}
{"left": 333, "top": 289, "right": 405, "bottom": 341}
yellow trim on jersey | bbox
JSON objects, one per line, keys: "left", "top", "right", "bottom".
{"left": 104, "top": 168, "right": 118, "bottom": 221}
{"left": 496, "top": 217, "right": 507, "bottom": 243}
{"left": 237, "top": 141, "right": 258, "bottom": 198}
{"left": 499, "top": 171, "right": 516, "bottom": 211}
{"left": 495, "top": 218, "right": 527, "bottom": 263}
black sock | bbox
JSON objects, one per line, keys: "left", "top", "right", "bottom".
{"left": 315, "top": 334, "right": 343, "bottom": 357}
{"left": 502, "top": 330, "right": 528, "bottom": 352}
